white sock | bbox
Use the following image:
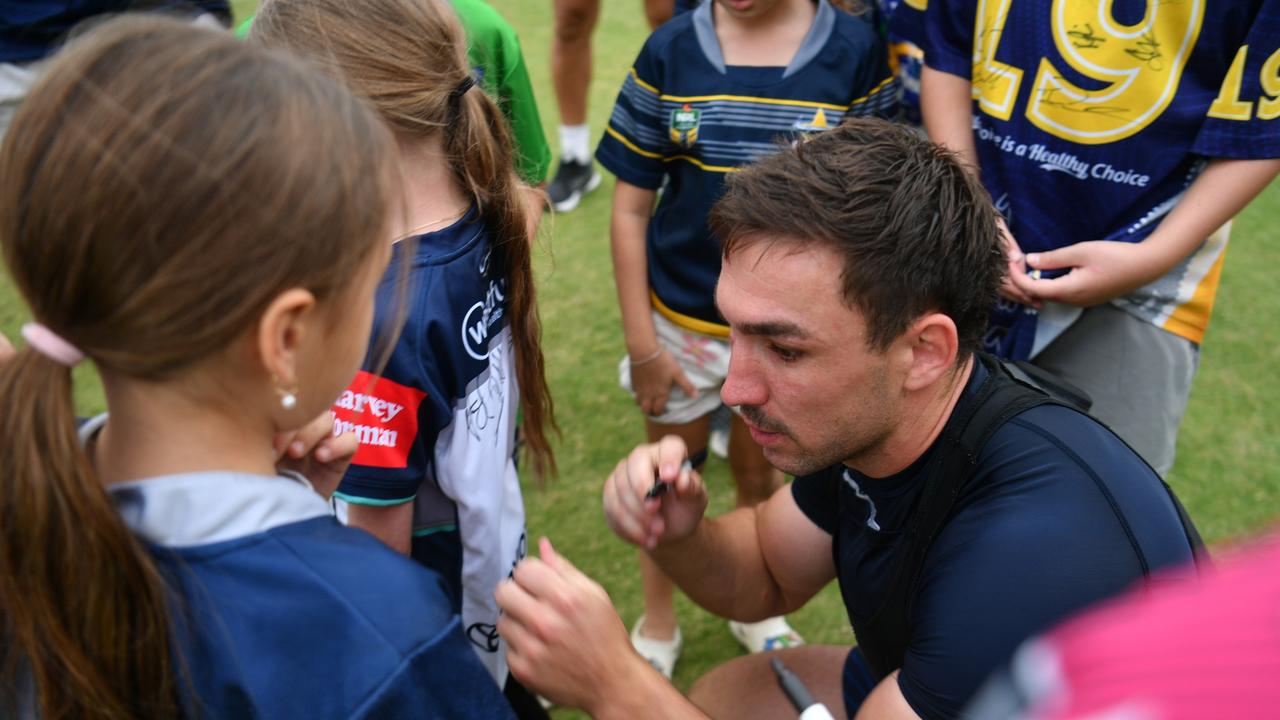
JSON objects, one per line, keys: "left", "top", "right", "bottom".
{"left": 559, "top": 124, "right": 591, "bottom": 163}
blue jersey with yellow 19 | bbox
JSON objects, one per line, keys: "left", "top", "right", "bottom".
{"left": 927, "top": 0, "right": 1279, "bottom": 357}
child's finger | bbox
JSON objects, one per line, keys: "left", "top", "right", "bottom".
{"left": 315, "top": 430, "right": 358, "bottom": 464}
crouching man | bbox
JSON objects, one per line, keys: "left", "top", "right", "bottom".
{"left": 497, "top": 119, "right": 1199, "bottom": 720}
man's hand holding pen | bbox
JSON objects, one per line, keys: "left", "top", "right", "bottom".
{"left": 603, "top": 436, "right": 710, "bottom": 550}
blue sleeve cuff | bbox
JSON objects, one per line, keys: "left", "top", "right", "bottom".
{"left": 596, "top": 131, "right": 666, "bottom": 190}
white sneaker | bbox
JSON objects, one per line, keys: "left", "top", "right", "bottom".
{"left": 708, "top": 406, "right": 730, "bottom": 459}
{"left": 630, "top": 615, "right": 682, "bottom": 679}
{"left": 728, "top": 616, "right": 805, "bottom": 653}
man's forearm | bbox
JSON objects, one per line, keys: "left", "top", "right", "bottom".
{"left": 648, "top": 506, "right": 791, "bottom": 621}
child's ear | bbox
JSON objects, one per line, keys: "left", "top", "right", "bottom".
{"left": 256, "top": 288, "right": 318, "bottom": 388}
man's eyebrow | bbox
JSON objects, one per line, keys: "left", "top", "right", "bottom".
{"left": 734, "top": 320, "right": 810, "bottom": 339}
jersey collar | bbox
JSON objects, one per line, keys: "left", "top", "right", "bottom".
{"left": 80, "top": 414, "right": 332, "bottom": 547}
{"left": 692, "top": 0, "right": 836, "bottom": 79}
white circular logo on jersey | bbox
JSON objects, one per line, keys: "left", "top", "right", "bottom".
{"left": 462, "top": 301, "right": 489, "bottom": 360}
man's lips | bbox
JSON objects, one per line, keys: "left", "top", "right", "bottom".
{"left": 741, "top": 415, "right": 785, "bottom": 446}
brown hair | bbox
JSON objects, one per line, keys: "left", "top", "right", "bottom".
{"left": 711, "top": 118, "right": 1005, "bottom": 356}
{"left": 252, "top": 0, "right": 557, "bottom": 479}
{"left": 0, "top": 16, "right": 398, "bottom": 718}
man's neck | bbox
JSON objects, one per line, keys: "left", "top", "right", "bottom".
{"left": 847, "top": 355, "right": 976, "bottom": 479}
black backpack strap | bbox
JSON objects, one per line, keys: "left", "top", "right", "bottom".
{"left": 859, "top": 355, "right": 1056, "bottom": 678}
{"left": 857, "top": 354, "right": 1208, "bottom": 679}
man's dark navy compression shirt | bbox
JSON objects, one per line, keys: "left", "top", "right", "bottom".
{"left": 792, "top": 360, "right": 1196, "bottom": 718}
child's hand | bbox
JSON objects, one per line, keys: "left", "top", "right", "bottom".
{"left": 997, "top": 217, "right": 1042, "bottom": 309}
{"left": 631, "top": 349, "right": 697, "bottom": 417}
{"left": 1015, "top": 240, "right": 1160, "bottom": 307}
{"left": 0, "top": 331, "right": 13, "bottom": 362}
{"left": 274, "top": 412, "right": 358, "bottom": 500}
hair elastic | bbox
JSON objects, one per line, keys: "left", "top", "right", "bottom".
{"left": 449, "top": 74, "right": 476, "bottom": 100}
{"left": 445, "top": 74, "right": 477, "bottom": 138}
{"left": 21, "top": 323, "right": 85, "bottom": 367}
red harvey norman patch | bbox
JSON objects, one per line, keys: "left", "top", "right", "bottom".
{"left": 330, "top": 371, "right": 427, "bottom": 469}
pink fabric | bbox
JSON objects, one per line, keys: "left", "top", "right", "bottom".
{"left": 21, "top": 323, "right": 84, "bottom": 366}
{"left": 1029, "top": 535, "right": 1280, "bottom": 719}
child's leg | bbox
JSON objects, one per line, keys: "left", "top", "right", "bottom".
{"left": 551, "top": 0, "right": 598, "bottom": 131}
{"left": 724, "top": 414, "right": 803, "bottom": 654}
{"left": 726, "top": 413, "right": 783, "bottom": 508}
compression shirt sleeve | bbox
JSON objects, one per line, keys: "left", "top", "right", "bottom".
{"left": 790, "top": 471, "right": 839, "bottom": 535}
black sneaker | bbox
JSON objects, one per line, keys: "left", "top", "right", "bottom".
{"left": 547, "top": 158, "right": 601, "bottom": 212}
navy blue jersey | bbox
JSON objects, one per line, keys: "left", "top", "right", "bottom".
{"left": 93, "top": 460, "right": 513, "bottom": 719}
{"left": 596, "top": 0, "right": 895, "bottom": 335}
{"left": 331, "top": 208, "right": 525, "bottom": 685}
{"left": 0, "top": 1, "right": 230, "bottom": 63}
{"left": 925, "top": 0, "right": 1280, "bottom": 357}
{"left": 873, "top": 0, "right": 927, "bottom": 123}
{"left": 791, "top": 361, "right": 1196, "bottom": 719}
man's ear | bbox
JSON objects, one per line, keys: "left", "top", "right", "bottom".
{"left": 256, "top": 288, "right": 318, "bottom": 388}
{"left": 901, "top": 312, "right": 958, "bottom": 392}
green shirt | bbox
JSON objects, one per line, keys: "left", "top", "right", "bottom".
{"left": 450, "top": 0, "right": 552, "bottom": 185}
{"left": 236, "top": 1, "right": 551, "bottom": 184}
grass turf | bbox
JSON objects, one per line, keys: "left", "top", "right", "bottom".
{"left": 0, "top": 2, "right": 1274, "bottom": 715}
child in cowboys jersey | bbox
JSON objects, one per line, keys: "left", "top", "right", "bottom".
{"left": 596, "top": 0, "right": 897, "bottom": 677}
{"left": 253, "top": 1, "right": 556, "bottom": 718}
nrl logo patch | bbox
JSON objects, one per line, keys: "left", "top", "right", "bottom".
{"left": 669, "top": 103, "right": 701, "bottom": 148}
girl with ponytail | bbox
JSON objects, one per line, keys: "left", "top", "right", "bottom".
{"left": 252, "top": 1, "right": 556, "bottom": 715}
{"left": 0, "top": 16, "right": 512, "bottom": 719}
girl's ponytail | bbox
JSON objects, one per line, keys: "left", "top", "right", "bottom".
{"left": 449, "top": 80, "right": 558, "bottom": 481}
{"left": 0, "top": 348, "right": 178, "bottom": 718}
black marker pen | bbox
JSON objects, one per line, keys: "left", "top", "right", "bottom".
{"left": 645, "top": 447, "right": 708, "bottom": 500}
{"left": 771, "top": 658, "right": 835, "bottom": 720}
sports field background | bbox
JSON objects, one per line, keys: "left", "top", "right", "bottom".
{"left": 0, "top": 1, "right": 1275, "bottom": 712}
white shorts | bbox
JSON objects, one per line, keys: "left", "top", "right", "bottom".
{"left": 618, "top": 310, "right": 732, "bottom": 425}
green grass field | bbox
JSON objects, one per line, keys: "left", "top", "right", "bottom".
{"left": 4, "top": 2, "right": 1279, "bottom": 714}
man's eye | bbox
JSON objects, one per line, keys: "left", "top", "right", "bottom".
{"left": 770, "top": 343, "right": 801, "bottom": 362}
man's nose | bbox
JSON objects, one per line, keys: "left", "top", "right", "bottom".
{"left": 721, "top": 347, "right": 766, "bottom": 408}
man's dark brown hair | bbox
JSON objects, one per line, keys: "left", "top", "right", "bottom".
{"left": 711, "top": 118, "right": 1005, "bottom": 356}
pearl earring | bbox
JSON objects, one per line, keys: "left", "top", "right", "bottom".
{"left": 272, "top": 375, "right": 299, "bottom": 411}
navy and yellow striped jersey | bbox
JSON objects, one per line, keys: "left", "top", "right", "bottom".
{"left": 597, "top": 0, "right": 895, "bottom": 336}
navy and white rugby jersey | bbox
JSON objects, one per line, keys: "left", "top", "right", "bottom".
{"left": 927, "top": 0, "right": 1279, "bottom": 358}
{"left": 596, "top": 0, "right": 895, "bottom": 336}
{"left": 331, "top": 207, "right": 524, "bottom": 686}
